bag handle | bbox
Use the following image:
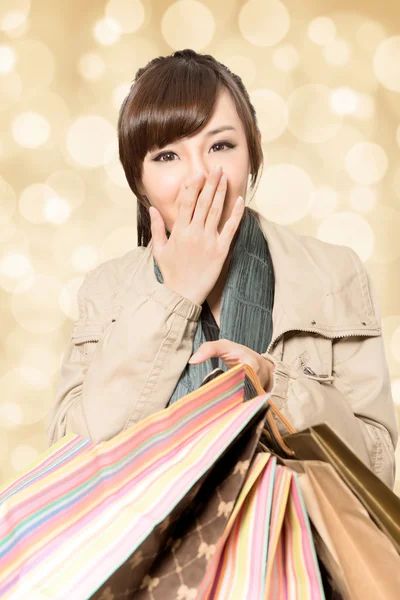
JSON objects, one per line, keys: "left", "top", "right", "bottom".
{"left": 242, "top": 363, "right": 296, "bottom": 456}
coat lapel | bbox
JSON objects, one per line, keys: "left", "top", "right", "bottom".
{"left": 253, "top": 210, "right": 380, "bottom": 346}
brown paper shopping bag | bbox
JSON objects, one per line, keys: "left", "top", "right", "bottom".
{"left": 286, "top": 459, "right": 400, "bottom": 600}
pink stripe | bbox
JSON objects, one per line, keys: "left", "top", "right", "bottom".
{"left": 0, "top": 437, "right": 89, "bottom": 502}
{"left": 291, "top": 477, "right": 323, "bottom": 599}
{"left": 2, "top": 395, "right": 267, "bottom": 592}
{"left": 249, "top": 458, "right": 275, "bottom": 597}
{"left": 44, "top": 401, "right": 265, "bottom": 598}
{"left": 0, "top": 394, "right": 241, "bottom": 536}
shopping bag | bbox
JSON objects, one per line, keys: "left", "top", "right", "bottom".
{"left": 281, "top": 424, "right": 400, "bottom": 553}
{"left": 92, "top": 364, "right": 297, "bottom": 600}
{"left": 0, "top": 363, "right": 275, "bottom": 600}
{"left": 197, "top": 453, "right": 276, "bottom": 599}
{"left": 197, "top": 454, "right": 325, "bottom": 599}
{"left": 287, "top": 459, "right": 400, "bottom": 599}
{"left": 124, "top": 402, "right": 266, "bottom": 599}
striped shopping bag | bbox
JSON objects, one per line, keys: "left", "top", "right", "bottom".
{"left": 197, "top": 454, "right": 325, "bottom": 600}
{"left": 0, "top": 364, "right": 282, "bottom": 600}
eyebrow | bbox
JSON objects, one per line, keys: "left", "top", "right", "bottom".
{"left": 205, "top": 125, "right": 236, "bottom": 137}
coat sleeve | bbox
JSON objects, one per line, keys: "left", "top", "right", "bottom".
{"left": 262, "top": 266, "right": 398, "bottom": 489}
{"left": 45, "top": 265, "right": 202, "bottom": 447}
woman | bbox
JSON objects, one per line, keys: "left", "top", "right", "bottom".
{"left": 46, "top": 49, "right": 397, "bottom": 488}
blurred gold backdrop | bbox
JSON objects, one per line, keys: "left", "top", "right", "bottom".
{"left": 1, "top": 0, "right": 400, "bottom": 492}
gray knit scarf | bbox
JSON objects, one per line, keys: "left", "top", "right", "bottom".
{"left": 153, "top": 207, "right": 275, "bottom": 406}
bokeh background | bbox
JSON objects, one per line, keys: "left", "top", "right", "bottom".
{"left": 1, "top": 0, "right": 400, "bottom": 492}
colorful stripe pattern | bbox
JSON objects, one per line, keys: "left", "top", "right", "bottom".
{"left": 0, "top": 365, "right": 270, "bottom": 599}
{"left": 202, "top": 459, "right": 326, "bottom": 600}
{"left": 0, "top": 363, "right": 325, "bottom": 599}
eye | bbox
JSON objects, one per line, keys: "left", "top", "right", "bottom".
{"left": 153, "top": 140, "right": 236, "bottom": 162}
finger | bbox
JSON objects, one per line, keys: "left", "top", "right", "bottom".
{"left": 218, "top": 196, "right": 245, "bottom": 250}
{"left": 205, "top": 172, "right": 227, "bottom": 233}
{"left": 189, "top": 342, "right": 216, "bottom": 363}
{"left": 191, "top": 166, "right": 224, "bottom": 227}
{"left": 175, "top": 172, "right": 205, "bottom": 229}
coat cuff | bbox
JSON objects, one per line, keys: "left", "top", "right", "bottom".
{"left": 144, "top": 280, "right": 203, "bottom": 322}
{"left": 260, "top": 352, "right": 294, "bottom": 410}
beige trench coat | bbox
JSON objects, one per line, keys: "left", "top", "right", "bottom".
{"left": 46, "top": 209, "right": 398, "bottom": 488}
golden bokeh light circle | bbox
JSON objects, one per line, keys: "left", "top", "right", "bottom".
{"left": 239, "top": 0, "right": 290, "bottom": 47}
{"left": 100, "top": 226, "right": 137, "bottom": 262}
{"left": 6, "top": 330, "right": 64, "bottom": 378}
{"left": 382, "top": 316, "right": 400, "bottom": 373}
{"left": 11, "top": 274, "right": 66, "bottom": 333}
{"left": 224, "top": 55, "right": 257, "bottom": 88}
{"left": 373, "top": 36, "right": 400, "bottom": 93}
{"left": 12, "top": 111, "right": 51, "bottom": 148}
{"left": 66, "top": 115, "right": 116, "bottom": 168}
{"left": 249, "top": 89, "right": 288, "bottom": 142}
{"left": 93, "top": 17, "right": 122, "bottom": 45}
{"left": 105, "top": 0, "right": 146, "bottom": 34}
{"left": 19, "top": 183, "right": 57, "bottom": 224}
{"left": 344, "top": 142, "right": 388, "bottom": 185}
{"left": 307, "top": 16, "right": 336, "bottom": 46}
{"left": 71, "top": 245, "right": 99, "bottom": 273}
{"left": 323, "top": 39, "right": 352, "bottom": 66}
{"left": 392, "top": 379, "right": 400, "bottom": 408}
{"left": 0, "top": 0, "right": 30, "bottom": 32}
{"left": 14, "top": 38, "right": 55, "bottom": 91}
{"left": 288, "top": 84, "right": 342, "bottom": 143}
{"left": 104, "top": 141, "right": 130, "bottom": 187}
{"left": 256, "top": 163, "right": 314, "bottom": 224}
{"left": 45, "top": 170, "right": 86, "bottom": 212}
{"left": 272, "top": 43, "right": 299, "bottom": 72}
{"left": 0, "top": 44, "right": 16, "bottom": 72}
{"left": 330, "top": 87, "right": 359, "bottom": 115}
{"left": 0, "top": 367, "right": 53, "bottom": 426}
{"left": 356, "top": 19, "right": 387, "bottom": 54}
{"left": 78, "top": 53, "right": 106, "bottom": 80}
{"left": 112, "top": 82, "right": 131, "bottom": 110}
{"left": 59, "top": 276, "right": 86, "bottom": 321}
{"left": 366, "top": 206, "right": 400, "bottom": 265}
{"left": 161, "top": 0, "right": 215, "bottom": 50}
{"left": 353, "top": 93, "right": 375, "bottom": 120}
{"left": 317, "top": 211, "right": 374, "bottom": 262}
{"left": 50, "top": 222, "right": 104, "bottom": 270}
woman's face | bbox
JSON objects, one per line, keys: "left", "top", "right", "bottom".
{"left": 139, "top": 88, "right": 259, "bottom": 234}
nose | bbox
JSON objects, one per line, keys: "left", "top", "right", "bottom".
{"left": 187, "top": 162, "right": 220, "bottom": 186}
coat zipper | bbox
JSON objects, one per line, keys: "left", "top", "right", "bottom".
{"left": 266, "top": 326, "right": 381, "bottom": 355}
{"left": 266, "top": 326, "right": 380, "bottom": 381}
{"left": 72, "top": 335, "right": 101, "bottom": 344}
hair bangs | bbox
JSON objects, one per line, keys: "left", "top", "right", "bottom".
{"left": 125, "top": 63, "right": 220, "bottom": 163}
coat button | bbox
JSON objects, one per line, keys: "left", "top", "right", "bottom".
{"left": 361, "top": 321, "right": 367, "bottom": 325}
{"left": 311, "top": 320, "right": 316, "bottom": 325}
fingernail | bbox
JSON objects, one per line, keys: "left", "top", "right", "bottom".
{"left": 236, "top": 196, "right": 244, "bottom": 206}
{"left": 213, "top": 164, "right": 222, "bottom": 173}
{"left": 195, "top": 170, "right": 204, "bottom": 179}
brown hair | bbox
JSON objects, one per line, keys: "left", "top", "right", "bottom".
{"left": 117, "top": 49, "right": 264, "bottom": 247}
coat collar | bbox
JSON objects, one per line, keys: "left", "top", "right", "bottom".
{"left": 136, "top": 208, "right": 380, "bottom": 345}
{"left": 252, "top": 209, "right": 380, "bottom": 343}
